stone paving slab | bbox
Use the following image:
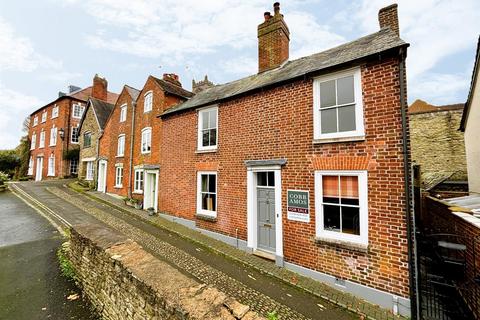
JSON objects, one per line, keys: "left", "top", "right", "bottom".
{"left": 76, "top": 186, "right": 404, "bottom": 320}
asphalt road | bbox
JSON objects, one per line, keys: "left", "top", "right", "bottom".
{"left": 0, "top": 190, "right": 97, "bottom": 320}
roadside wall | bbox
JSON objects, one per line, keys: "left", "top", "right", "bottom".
{"left": 67, "top": 223, "right": 264, "bottom": 320}
{"left": 424, "top": 196, "right": 480, "bottom": 319}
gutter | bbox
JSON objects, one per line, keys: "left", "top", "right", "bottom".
{"left": 127, "top": 100, "right": 136, "bottom": 198}
{"left": 399, "top": 47, "right": 419, "bottom": 319}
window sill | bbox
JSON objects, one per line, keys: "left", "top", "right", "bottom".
{"left": 195, "top": 213, "right": 217, "bottom": 222}
{"left": 133, "top": 190, "right": 143, "bottom": 195}
{"left": 195, "top": 148, "right": 217, "bottom": 154}
{"left": 141, "top": 151, "right": 151, "bottom": 155}
{"left": 83, "top": 146, "right": 92, "bottom": 149}
{"left": 313, "top": 135, "right": 365, "bottom": 145}
{"left": 49, "top": 145, "right": 56, "bottom": 147}
{"left": 315, "top": 236, "right": 368, "bottom": 253}
{"left": 116, "top": 155, "right": 124, "bottom": 158}
{"left": 71, "top": 142, "right": 79, "bottom": 144}
{"left": 114, "top": 185, "right": 123, "bottom": 189}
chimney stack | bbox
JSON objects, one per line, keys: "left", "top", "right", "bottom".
{"left": 378, "top": 4, "right": 400, "bottom": 36}
{"left": 163, "top": 73, "right": 182, "bottom": 87}
{"left": 192, "top": 75, "right": 214, "bottom": 94}
{"left": 257, "top": 2, "right": 290, "bottom": 73}
{"left": 92, "top": 74, "right": 108, "bottom": 101}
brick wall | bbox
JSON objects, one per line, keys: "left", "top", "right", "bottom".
{"left": 159, "top": 56, "right": 411, "bottom": 298}
{"left": 410, "top": 109, "right": 467, "bottom": 183}
{"left": 424, "top": 196, "right": 480, "bottom": 319}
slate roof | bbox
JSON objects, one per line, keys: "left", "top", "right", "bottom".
{"left": 152, "top": 77, "right": 194, "bottom": 99}
{"left": 460, "top": 36, "right": 480, "bottom": 131}
{"left": 79, "top": 97, "right": 115, "bottom": 131}
{"left": 162, "top": 28, "right": 408, "bottom": 117}
{"left": 125, "top": 85, "right": 141, "bottom": 101}
{"left": 69, "top": 86, "right": 119, "bottom": 104}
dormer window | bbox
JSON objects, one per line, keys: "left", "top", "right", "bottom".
{"left": 144, "top": 91, "right": 153, "bottom": 113}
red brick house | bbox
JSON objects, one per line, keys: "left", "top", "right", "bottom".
{"left": 155, "top": 3, "right": 413, "bottom": 317}
{"left": 98, "top": 75, "right": 192, "bottom": 210}
{"left": 28, "top": 75, "right": 118, "bottom": 181}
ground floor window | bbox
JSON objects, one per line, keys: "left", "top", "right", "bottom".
{"left": 47, "top": 155, "right": 55, "bottom": 176}
{"left": 314, "top": 170, "right": 368, "bottom": 246}
{"left": 134, "top": 170, "right": 144, "bottom": 193}
{"left": 196, "top": 171, "right": 217, "bottom": 217}
{"left": 86, "top": 161, "right": 94, "bottom": 181}
{"left": 27, "top": 156, "right": 33, "bottom": 175}
{"left": 70, "top": 159, "right": 78, "bottom": 175}
{"left": 115, "top": 166, "right": 123, "bottom": 187}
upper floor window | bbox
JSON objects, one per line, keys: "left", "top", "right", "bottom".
{"left": 33, "top": 116, "right": 38, "bottom": 127}
{"left": 83, "top": 132, "right": 92, "bottom": 148}
{"left": 196, "top": 171, "right": 217, "bottom": 217}
{"left": 41, "top": 111, "right": 47, "bottom": 123}
{"left": 50, "top": 126, "right": 57, "bottom": 146}
{"left": 71, "top": 126, "right": 79, "bottom": 143}
{"left": 144, "top": 91, "right": 153, "bottom": 113}
{"left": 314, "top": 170, "right": 368, "bottom": 246}
{"left": 117, "top": 134, "right": 125, "bottom": 156}
{"left": 119, "top": 104, "right": 127, "bottom": 122}
{"left": 313, "top": 68, "right": 364, "bottom": 141}
{"left": 51, "top": 105, "right": 59, "bottom": 119}
{"left": 31, "top": 132, "right": 36, "bottom": 150}
{"left": 197, "top": 107, "right": 218, "bottom": 151}
{"left": 141, "top": 127, "right": 151, "bottom": 154}
{"left": 72, "top": 103, "right": 84, "bottom": 119}
{"left": 39, "top": 130, "right": 45, "bottom": 148}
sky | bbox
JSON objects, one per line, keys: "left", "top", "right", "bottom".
{"left": 0, "top": 0, "right": 479, "bottom": 149}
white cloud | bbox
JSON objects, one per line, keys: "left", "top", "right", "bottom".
{"left": 409, "top": 72, "right": 470, "bottom": 105}
{"left": 0, "top": 17, "right": 60, "bottom": 72}
{"left": 221, "top": 56, "right": 257, "bottom": 75}
{"left": 0, "top": 84, "right": 43, "bottom": 149}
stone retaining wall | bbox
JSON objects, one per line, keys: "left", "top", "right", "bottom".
{"left": 67, "top": 223, "right": 264, "bottom": 320}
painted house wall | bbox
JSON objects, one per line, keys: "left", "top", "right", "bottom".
{"left": 159, "top": 57, "right": 410, "bottom": 301}
{"left": 465, "top": 69, "right": 480, "bottom": 193}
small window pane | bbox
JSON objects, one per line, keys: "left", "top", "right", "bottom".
{"left": 338, "top": 105, "right": 356, "bottom": 132}
{"left": 322, "top": 176, "right": 339, "bottom": 203}
{"left": 340, "top": 176, "right": 359, "bottom": 205}
{"left": 208, "top": 174, "right": 216, "bottom": 192}
{"left": 202, "top": 112, "right": 209, "bottom": 129}
{"left": 209, "top": 110, "right": 217, "bottom": 128}
{"left": 209, "top": 129, "right": 216, "bottom": 146}
{"left": 202, "top": 130, "right": 209, "bottom": 146}
{"left": 202, "top": 193, "right": 216, "bottom": 211}
{"left": 257, "top": 172, "right": 267, "bottom": 186}
{"left": 201, "top": 175, "right": 208, "bottom": 192}
{"left": 267, "top": 172, "right": 275, "bottom": 187}
{"left": 337, "top": 76, "right": 355, "bottom": 105}
{"left": 324, "top": 205, "right": 340, "bottom": 231}
{"left": 320, "top": 109, "right": 337, "bottom": 134}
{"left": 342, "top": 206, "right": 360, "bottom": 235}
{"left": 320, "top": 80, "right": 336, "bottom": 108}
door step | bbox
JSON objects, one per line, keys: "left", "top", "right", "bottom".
{"left": 253, "top": 249, "right": 275, "bottom": 261}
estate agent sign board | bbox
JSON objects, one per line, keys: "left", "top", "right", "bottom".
{"left": 287, "top": 190, "right": 310, "bottom": 222}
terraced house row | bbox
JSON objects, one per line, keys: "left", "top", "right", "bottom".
{"left": 28, "top": 3, "right": 415, "bottom": 317}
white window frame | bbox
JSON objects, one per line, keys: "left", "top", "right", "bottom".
{"left": 86, "top": 161, "right": 94, "bottom": 181}
{"left": 314, "top": 170, "right": 368, "bottom": 246}
{"left": 83, "top": 131, "right": 92, "bottom": 148}
{"left": 31, "top": 132, "right": 36, "bottom": 150}
{"left": 117, "top": 134, "right": 125, "bottom": 157}
{"left": 27, "top": 156, "right": 34, "bottom": 175}
{"left": 119, "top": 104, "right": 127, "bottom": 122}
{"left": 143, "top": 91, "right": 153, "bottom": 113}
{"left": 70, "top": 159, "right": 78, "bottom": 175}
{"left": 39, "top": 130, "right": 45, "bottom": 148}
{"left": 197, "top": 106, "right": 218, "bottom": 151}
{"left": 196, "top": 171, "right": 217, "bottom": 217}
{"left": 71, "top": 126, "right": 79, "bottom": 144}
{"left": 41, "top": 111, "right": 47, "bottom": 123}
{"left": 51, "top": 104, "right": 59, "bottom": 119}
{"left": 49, "top": 126, "right": 57, "bottom": 146}
{"left": 134, "top": 169, "right": 144, "bottom": 193}
{"left": 141, "top": 127, "right": 152, "bottom": 154}
{"left": 72, "top": 103, "right": 84, "bottom": 119}
{"left": 115, "top": 166, "right": 123, "bottom": 187}
{"left": 33, "top": 116, "right": 38, "bottom": 127}
{"left": 47, "top": 154, "right": 55, "bottom": 176}
{"left": 313, "top": 68, "right": 365, "bottom": 141}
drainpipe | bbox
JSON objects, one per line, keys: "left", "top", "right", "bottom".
{"left": 399, "top": 47, "right": 419, "bottom": 319}
{"left": 127, "top": 100, "right": 136, "bottom": 198}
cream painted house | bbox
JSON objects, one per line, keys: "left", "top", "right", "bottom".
{"left": 460, "top": 36, "right": 480, "bottom": 194}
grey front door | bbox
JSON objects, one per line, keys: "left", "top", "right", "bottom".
{"left": 257, "top": 187, "right": 276, "bottom": 252}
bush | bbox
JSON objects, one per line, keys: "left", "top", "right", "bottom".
{"left": 0, "top": 171, "right": 8, "bottom": 184}
{"left": 0, "top": 150, "right": 20, "bottom": 177}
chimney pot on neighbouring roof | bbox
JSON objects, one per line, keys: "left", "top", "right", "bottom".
{"left": 163, "top": 73, "right": 182, "bottom": 87}
{"left": 92, "top": 74, "right": 108, "bottom": 101}
{"left": 273, "top": 2, "right": 280, "bottom": 16}
{"left": 378, "top": 4, "right": 400, "bottom": 36}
